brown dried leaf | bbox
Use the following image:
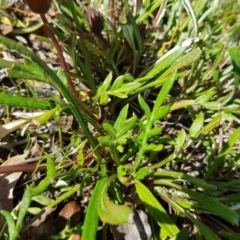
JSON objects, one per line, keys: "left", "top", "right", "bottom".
{"left": 0, "top": 151, "right": 28, "bottom": 211}
{"left": 0, "top": 119, "right": 29, "bottom": 139}
{"left": 54, "top": 200, "right": 81, "bottom": 233}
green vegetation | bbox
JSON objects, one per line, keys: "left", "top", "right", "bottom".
{"left": 0, "top": 0, "right": 240, "bottom": 239}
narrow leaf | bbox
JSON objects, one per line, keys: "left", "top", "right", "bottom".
{"left": 201, "top": 114, "right": 221, "bottom": 135}
{"left": 138, "top": 94, "right": 151, "bottom": 120}
{"left": 135, "top": 180, "right": 179, "bottom": 238}
{"left": 114, "top": 104, "right": 128, "bottom": 131}
{"left": 82, "top": 169, "right": 106, "bottom": 240}
{"left": 189, "top": 112, "right": 204, "bottom": 138}
{"left": 0, "top": 210, "right": 18, "bottom": 240}
{"left": 152, "top": 70, "right": 176, "bottom": 116}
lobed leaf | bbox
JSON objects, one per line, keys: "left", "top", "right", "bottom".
{"left": 98, "top": 175, "right": 132, "bottom": 225}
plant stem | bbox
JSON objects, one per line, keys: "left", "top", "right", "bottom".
{"left": 40, "top": 14, "right": 80, "bottom": 99}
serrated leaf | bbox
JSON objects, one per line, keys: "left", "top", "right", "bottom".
{"left": 189, "top": 112, "right": 204, "bottom": 138}
{"left": 138, "top": 94, "right": 151, "bottom": 120}
{"left": 98, "top": 175, "right": 132, "bottom": 224}
{"left": 135, "top": 180, "right": 179, "bottom": 238}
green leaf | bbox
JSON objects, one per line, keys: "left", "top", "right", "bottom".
{"left": 182, "top": 0, "right": 198, "bottom": 36}
{"left": 135, "top": 180, "right": 179, "bottom": 238}
{"left": 138, "top": 94, "right": 151, "bottom": 120}
{"left": 116, "top": 82, "right": 142, "bottom": 93}
{"left": 46, "top": 155, "right": 56, "bottom": 178}
{"left": 96, "top": 72, "right": 113, "bottom": 103}
{"left": 32, "top": 195, "right": 52, "bottom": 206}
{"left": 159, "top": 181, "right": 239, "bottom": 225}
{"left": 0, "top": 210, "right": 18, "bottom": 240}
{"left": 201, "top": 113, "right": 221, "bottom": 135}
{"left": 114, "top": 104, "right": 128, "bottom": 131}
{"left": 143, "top": 144, "right": 158, "bottom": 151}
{"left": 159, "top": 190, "right": 221, "bottom": 240}
{"left": 170, "top": 100, "right": 195, "bottom": 111}
{"left": 0, "top": 35, "right": 102, "bottom": 161}
{"left": 170, "top": 228, "right": 190, "bottom": 240}
{"left": 195, "top": 88, "right": 215, "bottom": 105}
{"left": 153, "top": 171, "right": 216, "bottom": 190}
{"left": 35, "top": 107, "right": 60, "bottom": 126}
{"left": 0, "top": 93, "right": 54, "bottom": 110}
{"left": 111, "top": 73, "right": 134, "bottom": 91}
{"left": 0, "top": 58, "right": 14, "bottom": 68}
{"left": 121, "top": 23, "right": 135, "bottom": 52}
{"left": 127, "top": 14, "right": 143, "bottom": 54}
{"left": 189, "top": 112, "right": 204, "bottom": 138}
{"left": 98, "top": 175, "right": 132, "bottom": 224}
{"left": 147, "top": 127, "right": 162, "bottom": 137}
{"left": 204, "top": 127, "right": 240, "bottom": 179}
{"left": 118, "top": 117, "right": 137, "bottom": 137}
{"left": 98, "top": 135, "right": 113, "bottom": 147}
{"left": 82, "top": 170, "right": 105, "bottom": 240}
{"left": 145, "top": 48, "right": 185, "bottom": 78}
{"left": 134, "top": 167, "right": 150, "bottom": 180}
{"left": 185, "top": 211, "right": 221, "bottom": 240}
{"left": 228, "top": 46, "right": 240, "bottom": 83}
{"left": 27, "top": 207, "right": 42, "bottom": 215}
{"left": 31, "top": 177, "right": 51, "bottom": 196}
{"left": 176, "top": 129, "right": 186, "bottom": 149}
{"left": 151, "top": 105, "right": 170, "bottom": 124}
{"left": 103, "top": 123, "right": 117, "bottom": 139}
{"left": 152, "top": 70, "right": 177, "bottom": 116}
{"left": 16, "top": 186, "right": 32, "bottom": 231}
{"left": 7, "top": 61, "right": 48, "bottom": 83}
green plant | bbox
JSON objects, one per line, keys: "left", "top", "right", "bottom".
{"left": 0, "top": 0, "right": 240, "bottom": 239}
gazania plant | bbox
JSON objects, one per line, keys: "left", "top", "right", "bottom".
{"left": 0, "top": 0, "right": 240, "bottom": 239}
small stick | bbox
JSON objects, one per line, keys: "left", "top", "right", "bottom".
{"left": 40, "top": 14, "right": 80, "bottom": 99}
